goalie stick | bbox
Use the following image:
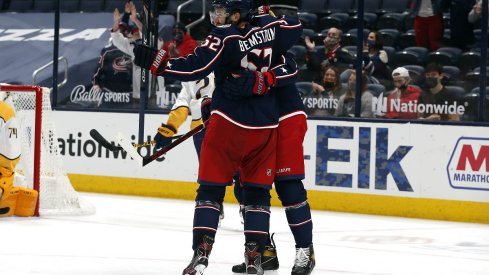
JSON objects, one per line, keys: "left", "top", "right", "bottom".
{"left": 116, "top": 123, "right": 204, "bottom": 167}
{"left": 89, "top": 129, "right": 180, "bottom": 151}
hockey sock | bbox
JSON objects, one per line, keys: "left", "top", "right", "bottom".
{"left": 192, "top": 185, "right": 226, "bottom": 250}
{"left": 275, "top": 180, "right": 313, "bottom": 248}
{"left": 192, "top": 200, "right": 221, "bottom": 249}
{"left": 243, "top": 187, "right": 271, "bottom": 253}
{"left": 244, "top": 205, "right": 270, "bottom": 253}
{"left": 285, "top": 200, "right": 313, "bottom": 248}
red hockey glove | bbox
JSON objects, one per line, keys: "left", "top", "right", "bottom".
{"left": 133, "top": 44, "right": 169, "bottom": 75}
{"left": 223, "top": 70, "right": 276, "bottom": 100}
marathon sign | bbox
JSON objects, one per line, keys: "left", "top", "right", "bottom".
{"left": 447, "top": 137, "right": 489, "bottom": 191}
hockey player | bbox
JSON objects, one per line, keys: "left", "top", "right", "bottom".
{"left": 224, "top": 5, "right": 315, "bottom": 274}
{"left": 225, "top": 57, "right": 315, "bottom": 275}
{"left": 132, "top": 0, "right": 302, "bottom": 273}
{"left": 0, "top": 93, "right": 21, "bottom": 215}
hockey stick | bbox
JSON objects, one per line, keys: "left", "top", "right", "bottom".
{"left": 90, "top": 129, "right": 180, "bottom": 151}
{"left": 116, "top": 123, "right": 204, "bottom": 167}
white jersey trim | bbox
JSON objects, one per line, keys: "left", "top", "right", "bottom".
{"left": 212, "top": 110, "right": 279, "bottom": 129}
{"left": 279, "top": 111, "right": 307, "bottom": 121}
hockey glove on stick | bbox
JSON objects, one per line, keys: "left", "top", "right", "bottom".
{"left": 223, "top": 70, "right": 276, "bottom": 100}
{"left": 154, "top": 123, "right": 177, "bottom": 149}
{"left": 133, "top": 44, "right": 169, "bottom": 75}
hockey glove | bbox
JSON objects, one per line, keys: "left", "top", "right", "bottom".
{"left": 200, "top": 97, "right": 212, "bottom": 125}
{"left": 154, "top": 123, "right": 177, "bottom": 149}
{"left": 133, "top": 44, "right": 169, "bottom": 75}
{"left": 223, "top": 70, "right": 276, "bottom": 100}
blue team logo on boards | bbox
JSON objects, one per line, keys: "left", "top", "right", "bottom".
{"left": 447, "top": 137, "right": 489, "bottom": 191}
{"left": 315, "top": 126, "right": 413, "bottom": 192}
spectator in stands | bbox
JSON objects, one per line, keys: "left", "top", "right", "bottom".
{"left": 108, "top": 3, "right": 149, "bottom": 103}
{"left": 383, "top": 66, "right": 421, "bottom": 119}
{"left": 468, "top": 0, "right": 488, "bottom": 25}
{"left": 409, "top": 0, "right": 449, "bottom": 51}
{"left": 162, "top": 22, "right": 198, "bottom": 58}
{"left": 304, "top": 27, "right": 353, "bottom": 72}
{"left": 335, "top": 70, "right": 374, "bottom": 118}
{"left": 418, "top": 63, "right": 460, "bottom": 121}
{"left": 363, "top": 31, "right": 389, "bottom": 80}
{"left": 304, "top": 65, "right": 345, "bottom": 116}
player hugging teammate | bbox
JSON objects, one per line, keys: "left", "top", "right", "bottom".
{"left": 133, "top": 0, "right": 314, "bottom": 274}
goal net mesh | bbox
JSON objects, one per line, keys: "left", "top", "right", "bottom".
{"left": 3, "top": 85, "right": 95, "bottom": 216}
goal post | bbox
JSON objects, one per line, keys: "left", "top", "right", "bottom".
{"left": 0, "top": 84, "right": 95, "bottom": 216}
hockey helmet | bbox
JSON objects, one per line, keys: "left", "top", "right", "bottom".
{"left": 209, "top": 0, "right": 253, "bottom": 25}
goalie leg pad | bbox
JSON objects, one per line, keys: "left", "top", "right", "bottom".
{"left": 0, "top": 186, "right": 19, "bottom": 217}
{"left": 15, "top": 187, "right": 38, "bottom": 217}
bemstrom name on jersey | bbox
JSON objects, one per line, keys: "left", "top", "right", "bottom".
{"left": 238, "top": 28, "right": 276, "bottom": 51}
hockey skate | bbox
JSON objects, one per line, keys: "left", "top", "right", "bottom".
{"left": 291, "top": 244, "right": 315, "bottom": 275}
{"left": 232, "top": 234, "right": 279, "bottom": 273}
{"left": 182, "top": 235, "right": 214, "bottom": 275}
{"left": 243, "top": 241, "right": 264, "bottom": 275}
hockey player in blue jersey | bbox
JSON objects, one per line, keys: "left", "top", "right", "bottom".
{"left": 223, "top": 5, "right": 315, "bottom": 275}
{"left": 133, "top": 0, "right": 302, "bottom": 274}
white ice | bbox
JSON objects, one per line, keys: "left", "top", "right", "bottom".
{"left": 1, "top": 193, "right": 489, "bottom": 275}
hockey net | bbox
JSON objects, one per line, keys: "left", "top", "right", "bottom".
{"left": 0, "top": 84, "right": 95, "bottom": 216}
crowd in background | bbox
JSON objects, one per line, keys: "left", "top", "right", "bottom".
{"left": 2, "top": 0, "right": 487, "bottom": 121}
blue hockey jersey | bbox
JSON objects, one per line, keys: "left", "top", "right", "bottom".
{"left": 159, "top": 14, "right": 302, "bottom": 128}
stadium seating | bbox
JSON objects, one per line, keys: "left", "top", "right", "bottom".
{"left": 298, "top": 12, "right": 318, "bottom": 30}
{"left": 32, "top": 0, "right": 54, "bottom": 11}
{"left": 404, "top": 65, "right": 425, "bottom": 86}
{"left": 327, "top": 0, "right": 354, "bottom": 13}
{"left": 397, "top": 29, "right": 416, "bottom": 50}
{"left": 458, "top": 50, "right": 483, "bottom": 73}
{"left": 377, "top": 13, "right": 407, "bottom": 31}
{"left": 60, "top": 0, "right": 79, "bottom": 12}
{"left": 378, "top": 28, "right": 400, "bottom": 48}
{"left": 442, "top": 65, "right": 461, "bottom": 85}
{"left": 79, "top": 0, "right": 103, "bottom": 12}
{"left": 352, "top": 0, "right": 381, "bottom": 14}
{"left": 379, "top": 0, "right": 410, "bottom": 14}
{"left": 318, "top": 12, "right": 349, "bottom": 30}
{"left": 296, "top": 82, "right": 314, "bottom": 97}
{"left": 300, "top": 0, "right": 328, "bottom": 16}
{"left": 105, "top": 0, "right": 125, "bottom": 12}
{"left": 288, "top": 45, "right": 307, "bottom": 68}
{"left": 344, "top": 12, "right": 378, "bottom": 31}
{"left": 8, "top": 0, "right": 33, "bottom": 11}
{"left": 462, "top": 88, "right": 489, "bottom": 121}
{"left": 444, "top": 85, "right": 466, "bottom": 103}
{"left": 427, "top": 47, "right": 462, "bottom": 66}
{"left": 393, "top": 46, "right": 429, "bottom": 67}
{"left": 367, "top": 83, "right": 386, "bottom": 97}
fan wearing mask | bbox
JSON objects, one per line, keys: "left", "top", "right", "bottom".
{"left": 383, "top": 66, "right": 421, "bottom": 119}
{"left": 418, "top": 62, "right": 460, "bottom": 121}
{"left": 305, "top": 65, "right": 345, "bottom": 116}
{"left": 335, "top": 70, "right": 374, "bottom": 118}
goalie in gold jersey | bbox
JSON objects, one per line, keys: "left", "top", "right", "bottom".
{"left": 0, "top": 92, "right": 21, "bottom": 215}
